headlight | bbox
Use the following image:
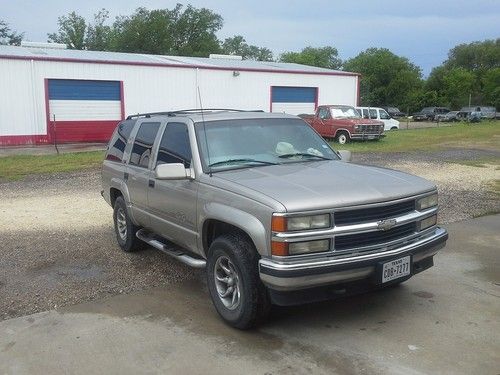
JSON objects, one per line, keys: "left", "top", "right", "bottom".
{"left": 416, "top": 193, "right": 438, "bottom": 211}
{"left": 289, "top": 239, "right": 330, "bottom": 255}
{"left": 418, "top": 215, "right": 437, "bottom": 231}
{"left": 272, "top": 214, "right": 331, "bottom": 232}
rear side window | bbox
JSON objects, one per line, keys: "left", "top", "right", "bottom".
{"left": 105, "top": 120, "right": 135, "bottom": 162}
{"left": 369, "top": 109, "right": 378, "bottom": 119}
{"left": 129, "top": 122, "right": 161, "bottom": 168}
{"left": 156, "top": 122, "right": 192, "bottom": 168}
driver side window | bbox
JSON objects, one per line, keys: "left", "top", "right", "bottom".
{"left": 318, "top": 107, "right": 331, "bottom": 119}
{"left": 156, "top": 122, "right": 192, "bottom": 168}
{"left": 379, "top": 110, "right": 391, "bottom": 119}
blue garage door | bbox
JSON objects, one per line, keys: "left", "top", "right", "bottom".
{"left": 271, "top": 86, "right": 317, "bottom": 115}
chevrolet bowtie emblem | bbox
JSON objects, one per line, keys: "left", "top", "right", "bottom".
{"left": 377, "top": 218, "right": 397, "bottom": 231}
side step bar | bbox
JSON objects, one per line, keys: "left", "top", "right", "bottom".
{"left": 136, "top": 229, "right": 206, "bottom": 269}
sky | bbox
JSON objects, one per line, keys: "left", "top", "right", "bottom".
{"left": 1, "top": 0, "right": 499, "bottom": 75}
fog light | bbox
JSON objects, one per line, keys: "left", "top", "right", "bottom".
{"left": 288, "top": 239, "right": 330, "bottom": 255}
{"left": 418, "top": 215, "right": 437, "bottom": 231}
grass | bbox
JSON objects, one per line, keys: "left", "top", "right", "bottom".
{"left": 0, "top": 151, "right": 105, "bottom": 181}
{"left": 329, "top": 120, "right": 500, "bottom": 152}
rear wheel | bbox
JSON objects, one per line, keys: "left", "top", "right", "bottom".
{"left": 113, "top": 196, "right": 145, "bottom": 252}
{"left": 336, "top": 131, "right": 350, "bottom": 145}
{"left": 206, "top": 233, "right": 270, "bottom": 329}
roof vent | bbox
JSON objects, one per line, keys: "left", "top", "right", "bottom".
{"left": 21, "top": 41, "right": 67, "bottom": 49}
{"left": 209, "top": 54, "right": 242, "bottom": 60}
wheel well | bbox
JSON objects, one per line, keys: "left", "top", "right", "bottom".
{"left": 202, "top": 219, "right": 255, "bottom": 257}
{"left": 335, "top": 129, "right": 350, "bottom": 138}
{"left": 110, "top": 188, "right": 122, "bottom": 207}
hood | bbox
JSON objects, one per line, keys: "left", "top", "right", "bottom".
{"left": 213, "top": 161, "right": 435, "bottom": 212}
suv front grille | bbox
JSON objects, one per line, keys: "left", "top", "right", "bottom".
{"left": 334, "top": 199, "right": 416, "bottom": 225}
{"left": 334, "top": 222, "right": 417, "bottom": 251}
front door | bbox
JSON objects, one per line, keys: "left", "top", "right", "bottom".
{"left": 147, "top": 121, "right": 199, "bottom": 253}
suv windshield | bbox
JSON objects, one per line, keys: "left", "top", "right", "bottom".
{"left": 195, "top": 118, "right": 338, "bottom": 172}
{"left": 330, "top": 106, "right": 361, "bottom": 119}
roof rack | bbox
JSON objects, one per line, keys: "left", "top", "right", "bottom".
{"left": 126, "top": 108, "right": 264, "bottom": 120}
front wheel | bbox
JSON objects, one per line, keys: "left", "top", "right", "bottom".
{"left": 336, "top": 131, "right": 350, "bottom": 145}
{"left": 206, "top": 233, "right": 270, "bottom": 329}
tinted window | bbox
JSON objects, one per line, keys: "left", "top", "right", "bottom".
{"left": 156, "top": 122, "right": 192, "bottom": 168}
{"left": 379, "top": 110, "right": 391, "bottom": 119}
{"left": 369, "top": 109, "right": 378, "bottom": 119}
{"left": 129, "top": 122, "right": 161, "bottom": 168}
{"left": 105, "top": 120, "right": 135, "bottom": 162}
{"left": 318, "top": 107, "right": 330, "bottom": 119}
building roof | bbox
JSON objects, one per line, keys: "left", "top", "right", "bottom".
{"left": 0, "top": 45, "right": 359, "bottom": 77}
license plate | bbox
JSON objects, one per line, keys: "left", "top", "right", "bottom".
{"left": 367, "top": 135, "right": 375, "bottom": 139}
{"left": 381, "top": 256, "right": 411, "bottom": 283}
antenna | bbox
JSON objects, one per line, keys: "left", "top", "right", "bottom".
{"left": 197, "top": 86, "right": 212, "bottom": 176}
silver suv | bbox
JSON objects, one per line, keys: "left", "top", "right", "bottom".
{"left": 101, "top": 109, "right": 448, "bottom": 329}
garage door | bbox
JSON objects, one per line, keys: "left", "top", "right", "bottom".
{"left": 270, "top": 86, "right": 317, "bottom": 115}
{"left": 48, "top": 79, "right": 123, "bottom": 143}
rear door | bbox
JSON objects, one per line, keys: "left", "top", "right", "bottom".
{"left": 148, "top": 121, "right": 199, "bottom": 253}
{"left": 126, "top": 120, "right": 162, "bottom": 227}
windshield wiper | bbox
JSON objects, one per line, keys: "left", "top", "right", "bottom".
{"left": 278, "top": 153, "right": 331, "bottom": 161}
{"left": 208, "top": 158, "right": 278, "bottom": 167}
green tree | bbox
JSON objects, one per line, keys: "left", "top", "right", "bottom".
{"left": 48, "top": 11, "right": 87, "bottom": 49}
{"left": 221, "top": 35, "right": 273, "bottom": 61}
{"left": 445, "top": 39, "right": 500, "bottom": 72}
{"left": 0, "top": 20, "right": 23, "bottom": 45}
{"left": 482, "top": 68, "right": 500, "bottom": 109}
{"left": 279, "top": 46, "right": 342, "bottom": 70}
{"left": 85, "top": 9, "right": 112, "bottom": 51}
{"left": 343, "top": 48, "right": 423, "bottom": 110}
{"left": 441, "top": 68, "right": 476, "bottom": 108}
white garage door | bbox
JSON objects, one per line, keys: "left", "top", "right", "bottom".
{"left": 270, "top": 86, "right": 318, "bottom": 115}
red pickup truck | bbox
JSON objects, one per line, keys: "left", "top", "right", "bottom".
{"left": 300, "top": 105, "right": 385, "bottom": 144}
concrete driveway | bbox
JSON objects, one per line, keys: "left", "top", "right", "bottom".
{"left": 0, "top": 215, "right": 499, "bottom": 375}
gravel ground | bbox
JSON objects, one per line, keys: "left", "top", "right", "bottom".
{"left": 1, "top": 149, "right": 499, "bottom": 320}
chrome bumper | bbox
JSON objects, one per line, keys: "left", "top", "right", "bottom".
{"left": 259, "top": 227, "right": 448, "bottom": 291}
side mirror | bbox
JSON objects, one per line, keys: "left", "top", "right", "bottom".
{"left": 338, "top": 150, "right": 351, "bottom": 162}
{"left": 155, "top": 163, "right": 190, "bottom": 180}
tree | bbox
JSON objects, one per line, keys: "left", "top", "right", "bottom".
{"left": 441, "top": 68, "right": 476, "bottom": 108}
{"left": 48, "top": 12, "right": 87, "bottom": 49}
{"left": 110, "top": 5, "right": 223, "bottom": 56}
{"left": 0, "top": 20, "right": 23, "bottom": 45}
{"left": 85, "top": 9, "right": 112, "bottom": 51}
{"left": 445, "top": 39, "right": 500, "bottom": 73}
{"left": 482, "top": 68, "right": 500, "bottom": 109}
{"left": 343, "top": 48, "right": 423, "bottom": 110}
{"left": 279, "top": 46, "right": 342, "bottom": 70}
{"left": 221, "top": 35, "right": 273, "bottom": 61}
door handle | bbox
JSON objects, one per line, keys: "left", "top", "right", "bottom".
{"left": 124, "top": 172, "right": 129, "bottom": 181}
{"left": 148, "top": 179, "right": 155, "bottom": 188}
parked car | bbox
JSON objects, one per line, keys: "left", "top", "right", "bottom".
{"left": 102, "top": 109, "right": 448, "bottom": 329}
{"left": 300, "top": 105, "right": 384, "bottom": 144}
{"left": 382, "top": 107, "right": 405, "bottom": 118}
{"left": 355, "top": 106, "right": 400, "bottom": 130}
{"left": 413, "top": 107, "right": 450, "bottom": 121}
{"left": 458, "top": 106, "right": 498, "bottom": 120}
{"left": 435, "top": 111, "right": 460, "bottom": 122}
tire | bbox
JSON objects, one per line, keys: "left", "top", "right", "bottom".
{"left": 391, "top": 126, "right": 398, "bottom": 130}
{"left": 206, "top": 233, "right": 270, "bottom": 329}
{"left": 113, "top": 196, "right": 144, "bottom": 252}
{"left": 336, "top": 131, "right": 350, "bottom": 145}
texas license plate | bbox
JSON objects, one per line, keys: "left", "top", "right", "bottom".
{"left": 381, "top": 256, "right": 411, "bottom": 283}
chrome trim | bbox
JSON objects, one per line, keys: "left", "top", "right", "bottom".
{"left": 261, "top": 227, "right": 447, "bottom": 272}
{"left": 272, "top": 207, "right": 437, "bottom": 242}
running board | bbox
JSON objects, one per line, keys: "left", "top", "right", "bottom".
{"left": 136, "top": 229, "right": 206, "bottom": 269}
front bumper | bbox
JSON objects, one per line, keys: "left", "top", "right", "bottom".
{"left": 259, "top": 227, "right": 447, "bottom": 292}
{"left": 350, "top": 133, "right": 384, "bottom": 140}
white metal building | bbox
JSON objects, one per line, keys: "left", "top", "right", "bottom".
{"left": 0, "top": 45, "right": 360, "bottom": 146}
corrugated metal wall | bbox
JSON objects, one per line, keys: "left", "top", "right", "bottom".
{"left": 0, "top": 58, "right": 358, "bottom": 145}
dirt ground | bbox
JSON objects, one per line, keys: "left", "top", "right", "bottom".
{"left": 0, "top": 149, "right": 499, "bottom": 320}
